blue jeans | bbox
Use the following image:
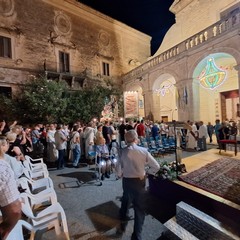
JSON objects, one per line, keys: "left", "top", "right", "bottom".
{"left": 57, "top": 149, "right": 65, "bottom": 169}
{"left": 198, "top": 137, "right": 207, "bottom": 151}
{"left": 72, "top": 144, "right": 81, "bottom": 167}
{"left": 120, "top": 178, "right": 146, "bottom": 240}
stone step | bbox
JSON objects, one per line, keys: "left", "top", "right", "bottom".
{"left": 176, "top": 201, "right": 239, "bottom": 240}
{"left": 163, "top": 217, "right": 199, "bottom": 240}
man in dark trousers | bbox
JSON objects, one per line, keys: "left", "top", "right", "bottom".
{"left": 118, "top": 120, "right": 126, "bottom": 142}
{"left": 117, "top": 130, "right": 160, "bottom": 240}
{"left": 102, "top": 120, "right": 111, "bottom": 148}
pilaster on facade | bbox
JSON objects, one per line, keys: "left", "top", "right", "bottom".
{"left": 142, "top": 89, "right": 154, "bottom": 119}
{"left": 122, "top": 6, "right": 240, "bottom": 84}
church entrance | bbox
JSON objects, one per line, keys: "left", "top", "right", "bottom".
{"left": 220, "top": 90, "right": 239, "bottom": 121}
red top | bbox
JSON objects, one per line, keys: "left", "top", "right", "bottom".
{"left": 137, "top": 123, "right": 145, "bottom": 137}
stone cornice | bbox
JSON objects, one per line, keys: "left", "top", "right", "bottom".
{"left": 170, "top": 0, "right": 198, "bottom": 15}
{"left": 41, "top": 0, "right": 151, "bottom": 42}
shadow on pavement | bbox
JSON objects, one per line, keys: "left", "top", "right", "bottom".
{"left": 86, "top": 201, "right": 122, "bottom": 235}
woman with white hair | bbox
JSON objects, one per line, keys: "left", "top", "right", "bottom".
{"left": 84, "top": 122, "right": 95, "bottom": 160}
{"left": 6, "top": 132, "right": 25, "bottom": 160}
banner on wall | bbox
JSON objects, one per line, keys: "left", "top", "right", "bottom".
{"left": 124, "top": 91, "right": 138, "bottom": 119}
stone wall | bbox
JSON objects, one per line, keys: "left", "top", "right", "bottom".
{"left": 0, "top": 0, "right": 151, "bottom": 90}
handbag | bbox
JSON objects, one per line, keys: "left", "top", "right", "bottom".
{"left": 70, "top": 132, "right": 78, "bottom": 150}
{"left": 70, "top": 143, "right": 77, "bottom": 150}
{"left": 34, "top": 141, "right": 44, "bottom": 155}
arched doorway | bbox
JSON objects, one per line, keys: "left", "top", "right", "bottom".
{"left": 192, "top": 52, "right": 238, "bottom": 123}
{"left": 152, "top": 73, "right": 178, "bottom": 122}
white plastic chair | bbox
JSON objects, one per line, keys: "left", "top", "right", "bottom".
{"left": 24, "top": 155, "right": 47, "bottom": 172}
{"left": 20, "top": 193, "right": 70, "bottom": 240}
{"left": 22, "top": 165, "right": 49, "bottom": 180}
{"left": 18, "top": 175, "right": 54, "bottom": 192}
{"left": 23, "top": 158, "right": 48, "bottom": 176}
{"left": 25, "top": 155, "right": 45, "bottom": 165}
{"left": 6, "top": 220, "right": 35, "bottom": 240}
{"left": 21, "top": 169, "right": 54, "bottom": 193}
{"left": 17, "top": 178, "right": 57, "bottom": 207}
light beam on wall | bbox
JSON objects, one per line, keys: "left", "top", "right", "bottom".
{"left": 155, "top": 80, "right": 173, "bottom": 96}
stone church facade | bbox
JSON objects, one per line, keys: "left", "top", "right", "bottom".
{"left": 0, "top": 0, "right": 151, "bottom": 95}
{"left": 1, "top": 0, "right": 240, "bottom": 124}
{"left": 123, "top": 0, "right": 240, "bottom": 124}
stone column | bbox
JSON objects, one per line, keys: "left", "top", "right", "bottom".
{"left": 142, "top": 89, "right": 154, "bottom": 120}
{"left": 234, "top": 64, "right": 240, "bottom": 134}
{"left": 176, "top": 79, "right": 196, "bottom": 121}
{"left": 234, "top": 65, "right": 240, "bottom": 115}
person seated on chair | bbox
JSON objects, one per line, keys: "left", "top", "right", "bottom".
{"left": 0, "top": 136, "right": 22, "bottom": 239}
{"left": 96, "top": 137, "right": 111, "bottom": 180}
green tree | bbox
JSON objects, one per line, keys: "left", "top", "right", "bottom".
{"left": 0, "top": 76, "right": 123, "bottom": 124}
{"left": 65, "top": 86, "right": 114, "bottom": 123}
{"left": 9, "top": 76, "right": 68, "bottom": 124}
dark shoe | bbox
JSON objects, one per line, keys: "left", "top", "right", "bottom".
{"left": 119, "top": 214, "right": 133, "bottom": 221}
{"left": 105, "top": 172, "right": 110, "bottom": 178}
{"left": 101, "top": 174, "right": 105, "bottom": 181}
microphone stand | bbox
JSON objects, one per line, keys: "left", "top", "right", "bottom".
{"left": 173, "top": 120, "right": 178, "bottom": 178}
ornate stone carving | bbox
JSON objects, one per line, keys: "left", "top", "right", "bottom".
{"left": 0, "top": 0, "right": 14, "bottom": 16}
{"left": 15, "top": 59, "right": 23, "bottom": 65}
{"left": 54, "top": 12, "right": 71, "bottom": 35}
{"left": 99, "top": 31, "right": 110, "bottom": 46}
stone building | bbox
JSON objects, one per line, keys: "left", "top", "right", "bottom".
{"left": 123, "top": 0, "right": 240, "bottom": 124}
{"left": 0, "top": 0, "right": 151, "bottom": 95}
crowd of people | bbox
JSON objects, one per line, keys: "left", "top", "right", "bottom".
{"left": 0, "top": 117, "right": 239, "bottom": 239}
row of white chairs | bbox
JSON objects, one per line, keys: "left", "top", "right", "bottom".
{"left": 6, "top": 155, "right": 70, "bottom": 240}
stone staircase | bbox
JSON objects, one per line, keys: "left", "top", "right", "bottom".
{"left": 161, "top": 202, "right": 239, "bottom": 240}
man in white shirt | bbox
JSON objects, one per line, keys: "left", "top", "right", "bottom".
{"left": 198, "top": 121, "right": 208, "bottom": 151}
{"left": 54, "top": 124, "right": 67, "bottom": 169}
{"left": 117, "top": 130, "right": 160, "bottom": 240}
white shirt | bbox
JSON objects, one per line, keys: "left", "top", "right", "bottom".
{"left": 54, "top": 130, "right": 67, "bottom": 150}
{"left": 47, "top": 129, "right": 56, "bottom": 143}
{"left": 117, "top": 143, "right": 160, "bottom": 179}
{"left": 198, "top": 124, "right": 208, "bottom": 138}
{"left": 4, "top": 154, "right": 24, "bottom": 179}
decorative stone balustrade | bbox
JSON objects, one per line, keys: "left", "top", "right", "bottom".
{"left": 123, "top": 9, "right": 240, "bottom": 81}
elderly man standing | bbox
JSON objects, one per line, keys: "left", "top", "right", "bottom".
{"left": 0, "top": 136, "right": 22, "bottom": 239}
{"left": 198, "top": 121, "right": 209, "bottom": 151}
{"left": 54, "top": 124, "right": 67, "bottom": 169}
{"left": 117, "top": 130, "right": 160, "bottom": 240}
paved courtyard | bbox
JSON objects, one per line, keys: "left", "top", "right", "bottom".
{"left": 41, "top": 143, "right": 217, "bottom": 240}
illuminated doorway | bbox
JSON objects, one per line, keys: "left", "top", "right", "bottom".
{"left": 193, "top": 52, "right": 238, "bottom": 123}
{"left": 220, "top": 90, "right": 239, "bottom": 121}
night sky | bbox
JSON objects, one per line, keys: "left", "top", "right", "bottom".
{"left": 78, "top": 0, "right": 175, "bottom": 55}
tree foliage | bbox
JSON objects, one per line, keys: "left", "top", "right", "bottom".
{"left": 0, "top": 76, "right": 123, "bottom": 124}
{"left": 14, "top": 76, "right": 68, "bottom": 124}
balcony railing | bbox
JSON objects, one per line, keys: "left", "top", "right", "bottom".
{"left": 122, "top": 8, "right": 240, "bottom": 81}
